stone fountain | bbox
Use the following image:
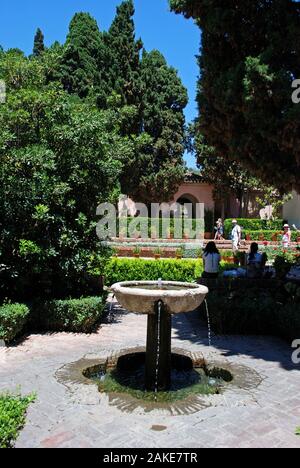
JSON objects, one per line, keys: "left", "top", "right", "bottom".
{"left": 111, "top": 281, "right": 208, "bottom": 392}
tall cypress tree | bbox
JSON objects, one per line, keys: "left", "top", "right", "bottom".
{"left": 105, "top": 0, "right": 143, "bottom": 107}
{"left": 122, "top": 49, "right": 187, "bottom": 202}
{"left": 33, "top": 28, "right": 45, "bottom": 57}
{"left": 59, "top": 13, "right": 106, "bottom": 98}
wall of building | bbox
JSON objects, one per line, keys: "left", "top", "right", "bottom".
{"left": 283, "top": 191, "right": 300, "bottom": 227}
{"left": 171, "top": 183, "right": 215, "bottom": 211}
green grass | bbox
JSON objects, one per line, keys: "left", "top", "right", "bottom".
{"left": 96, "top": 368, "right": 222, "bottom": 403}
{"left": 296, "top": 427, "right": 300, "bottom": 436}
{"left": 0, "top": 392, "right": 36, "bottom": 448}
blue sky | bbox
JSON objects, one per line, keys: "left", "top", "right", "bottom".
{"left": 0, "top": 0, "right": 200, "bottom": 167}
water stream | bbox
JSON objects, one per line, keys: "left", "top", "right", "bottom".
{"left": 154, "top": 300, "right": 162, "bottom": 400}
{"left": 204, "top": 299, "right": 212, "bottom": 347}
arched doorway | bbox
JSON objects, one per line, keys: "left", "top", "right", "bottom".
{"left": 177, "top": 194, "right": 198, "bottom": 219}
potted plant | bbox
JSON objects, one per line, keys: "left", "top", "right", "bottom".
{"left": 132, "top": 246, "right": 141, "bottom": 258}
{"left": 259, "top": 232, "right": 265, "bottom": 242}
{"left": 176, "top": 248, "right": 183, "bottom": 260}
{"left": 183, "top": 229, "right": 190, "bottom": 240}
{"left": 272, "top": 232, "right": 279, "bottom": 242}
{"left": 119, "top": 228, "right": 126, "bottom": 242}
{"left": 151, "top": 227, "right": 157, "bottom": 240}
{"left": 167, "top": 227, "right": 174, "bottom": 240}
{"left": 154, "top": 247, "right": 161, "bottom": 260}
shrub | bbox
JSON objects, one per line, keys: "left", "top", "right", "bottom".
{"left": 242, "top": 230, "right": 298, "bottom": 242}
{"left": 0, "top": 303, "right": 30, "bottom": 343}
{"left": 0, "top": 392, "right": 35, "bottom": 448}
{"left": 224, "top": 219, "right": 284, "bottom": 237}
{"left": 35, "top": 296, "right": 107, "bottom": 333}
{"left": 104, "top": 258, "right": 235, "bottom": 286}
{"left": 204, "top": 284, "right": 300, "bottom": 341}
{"left": 104, "top": 258, "right": 204, "bottom": 285}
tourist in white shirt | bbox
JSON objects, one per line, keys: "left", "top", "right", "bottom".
{"left": 202, "top": 242, "right": 221, "bottom": 279}
{"left": 231, "top": 219, "right": 241, "bottom": 252}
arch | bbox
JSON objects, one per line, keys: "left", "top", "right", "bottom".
{"left": 176, "top": 193, "right": 199, "bottom": 219}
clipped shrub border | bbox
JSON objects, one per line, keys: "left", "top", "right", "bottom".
{"left": 224, "top": 219, "right": 284, "bottom": 238}
{"left": 0, "top": 392, "right": 36, "bottom": 448}
{"left": 0, "top": 303, "right": 30, "bottom": 344}
{"left": 34, "top": 296, "right": 107, "bottom": 333}
{"left": 104, "top": 257, "right": 235, "bottom": 286}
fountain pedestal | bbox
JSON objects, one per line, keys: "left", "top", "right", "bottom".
{"left": 111, "top": 281, "right": 209, "bottom": 393}
{"left": 145, "top": 301, "right": 171, "bottom": 391}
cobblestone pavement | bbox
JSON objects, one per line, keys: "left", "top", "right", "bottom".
{"left": 0, "top": 297, "right": 300, "bottom": 448}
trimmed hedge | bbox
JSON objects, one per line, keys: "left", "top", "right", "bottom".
{"left": 203, "top": 283, "right": 300, "bottom": 342}
{"left": 118, "top": 217, "right": 205, "bottom": 238}
{"left": 105, "top": 258, "right": 204, "bottom": 285}
{"left": 224, "top": 219, "right": 284, "bottom": 237}
{"left": 104, "top": 258, "right": 236, "bottom": 286}
{"left": 35, "top": 296, "right": 107, "bottom": 333}
{"left": 0, "top": 303, "right": 30, "bottom": 343}
{"left": 0, "top": 392, "right": 35, "bottom": 448}
{"left": 243, "top": 230, "right": 299, "bottom": 242}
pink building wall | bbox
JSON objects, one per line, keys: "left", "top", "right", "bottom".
{"left": 171, "top": 183, "right": 215, "bottom": 211}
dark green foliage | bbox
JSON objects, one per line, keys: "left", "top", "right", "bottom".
{"left": 242, "top": 230, "right": 298, "bottom": 242}
{"left": 33, "top": 28, "right": 45, "bottom": 57}
{"left": 59, "top": 13, "right": 106, "bottom": 98}
{"left": 126, "top": 50, "right": 187, "bottom": 202}
{"left": 204, "top": 283, "right": 300, "bottom": 341}
{"left": 0, "top": 50, "right": 123, "bottom": 300}
{"left": 104, "top": 258, "right": 204, "bottom": 286}
{"left": 0, "top": 303, "right": 30, "bottom": 343}
{"left": 224, "top": 219, "right": 284, "bottom": 237}
{"left": 170, "top": 0, "right": 300, "bottom": 192}
{"left": 35, "top": 296, "right": 106, "bottom": 333}
{"left": 105, "top": 0, "right": 143, "bottom": 107}
{"left": 0, "top": 393, "right": 35, "bottom": 448}
{"left": 0, "top": 5, "right": 188, "bottom": 302}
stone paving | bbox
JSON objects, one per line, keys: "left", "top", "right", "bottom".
{"left": 0, "top": 297, "right": 300, "bottom": 448}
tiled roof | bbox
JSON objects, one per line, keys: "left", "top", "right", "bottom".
{"left": 184, "top": 171, "right": 204, "bottom": 183}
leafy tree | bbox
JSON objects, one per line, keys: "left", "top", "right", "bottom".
{"left": 170, "top": 0, "right": 300, "bottom": 193}
{"left": 0, "top": 50, "right": 124, "bottom": 300}
{"left": 33, "top": 28, "right": 45, "bottom": 57}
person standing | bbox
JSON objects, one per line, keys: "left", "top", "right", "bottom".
{"left": 282, "top": 224, "right": 291, "bottom": 248}
{"left": 231, "top": 219, "right": 242, "bottom": 252}
{"left": 214, "top": 218, "right": 224, "bottom": 241}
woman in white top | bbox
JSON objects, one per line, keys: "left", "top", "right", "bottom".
{"left": 282, "top": 224, "right": 291, "bottom": 248}
{"left": 202, "top": 242, "right": 221, "bottom": 279}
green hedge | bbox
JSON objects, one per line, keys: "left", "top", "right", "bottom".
{"left": 0, "top": 303, "right": 30, "bottom": 343}
{"left": 118, "top": 217, "right": 205, "bottom": 238}
{"left": 35, "top": 296, "right": 107, "bottom": 333}
{"left": 104, "top": 258, "right": 236, "bottom": 286}
{"left": 105, "top": 258, "right": 204, "bottom": 285}
{"left": 0, "top": 392, "right": 35, "bottom": 448}
{"left": 243, "top": 230, "right": 298, "bottom": 242}
{"left": 224, "top": 219, "right": 284, "bottom": 237}
{"left": 203, "top": 284, "right": 300, "bottom": 342}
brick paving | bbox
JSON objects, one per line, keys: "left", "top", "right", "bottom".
{"left": 0, "top": 296, "right": 300, "bottom": 448}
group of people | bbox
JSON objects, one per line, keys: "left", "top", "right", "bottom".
{"left": 202, "top": 241, "right": 267, "bottom": 279}
{"left": 214, "top": 219, "right": 292, "bottom": 250}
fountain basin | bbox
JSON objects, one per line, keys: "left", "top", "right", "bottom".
{"left": 111, "top": 281, "right": 209, "bottom": 314}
